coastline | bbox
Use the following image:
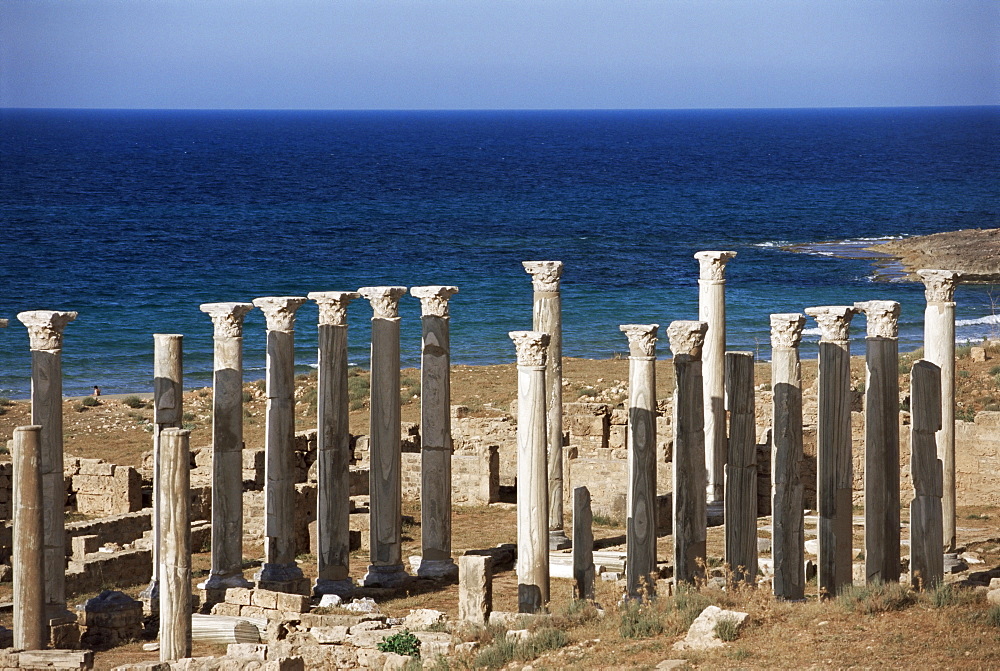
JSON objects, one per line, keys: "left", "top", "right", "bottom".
{"left": 865, "top": 228, "right": 1000, "bottom": 283}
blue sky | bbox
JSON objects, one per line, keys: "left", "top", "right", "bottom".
{"left": 2, "top": 0, "right": 997, "bottom": 110}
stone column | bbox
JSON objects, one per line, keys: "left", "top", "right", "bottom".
{"left": 917, "top": 269, "right": 960, "bottom": 552}
{"left": 695, "top": 251, "right": 736, "bottom": 509}
{"left": 142, "top": 334, "right": 183, "bottom": 602}
{"left": 411, "top": 286, "right": 460, "bottom": 579}
{"left": 458, "top": 555, "right": 492, "bottom": 626}
{"left": 358, "top": 286, "right": 410, "bottom": 588}
{"left": 909, "top": 359, "right": 944, "bottom": 590}
{"left": 198, "top": 303, "right": 254, "bottom": 590}
{"left": 724, "top": 351, "right": 757, "bottom": 585}
{"left": 770, "top": 313, "right": 806, "bottom": 601}
{"left": 522, "top": 261, "right": 570, "bottom": 550}
{"left": 620, "top": 324, "right": 658, "bottom": 599}
{"left": 572, "top": 486, "right": 595, "bottom": 601}
{"left": 509, "top": 330, "right": 551, "bottom": 613}
{"left": 252, "top": 297, "right": 308, "bottom": 593}
{"left": 307, "top": 291, "right": 360, "bottom": 596}
{"left": 159, "top": 428, "right": 192, "bottom": 662}
{"left": 805, "top": 306, "right": 856, "bottom": 597}
{"left": 855, "top": 300, "right": 901, "bottom": 585}
{"left": 12, "top": 425, "right": 45, "bottom": 651}
{"left": 668, "top": 320, "right": 708, "bottom": 585}
{"left": 17, "top": 309, "right": 77, "bottom": 619}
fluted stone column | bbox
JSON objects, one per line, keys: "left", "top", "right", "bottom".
{"left": 160, "top": 428, "right": 192, "bottom": 662}
{"left": 199, "top": 303, "right": 254, "bottom": 590}
{"left": 770, "top": 313, "right": 806, "bottom": 601}
{"left": 909, "top": 360, "right": 944, "bottom": 590}
{"left": 510, "top": 330, "right": 551, "bottom": 613}
{"left": 412, "top": 286, "right": 460, "bottom": 579}
{"left": 252, "top": 296, "right": 308, "bottom": 593}
{"left": 669, "top": 320, "right": 708, "bottom": 585}
{"left": 12, "top": 425, "right": 45, "bottom": 651}
{"left": 917, "top": 269, "right": 960, "bottom": 552}
{"left": 855, "top": 300, "right": 901, "bottom": 585}
{"left": 308, "top": 291, "right": 360, "bottom": 596}
{"left": 725, "top": 351, "right": 757, "bottom": 585}
{"left": 17, "top": 309, "right": 76, "bottom": 619}
{"left": 805, "top": 306, "right": 856, "bottom": 597}
{"left": 143, "top": 333, "right": 183, "bottom": 602}
{"left": 695, "top": 251, "right": 736, "bottom": 508}
{"left": 523, "top": 261, "right": 570, "bottom": 550}
{"left": 359, "top": 286, "right": 410, "bottom": 588}
{"left": 620, "top": 324, "right": 658, "bottom": 599}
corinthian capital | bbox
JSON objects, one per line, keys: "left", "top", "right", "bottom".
{"left": 804, "top": 306, "right": 856, "bottom": 342}
{"left": 854, "top": 300, "right": 901, "bottom": 339}
{"left": 358, "top": 286, "right": 407, "bottom": 319}
{"left": 509, "top": 330, "right": 550, "bottom": 367}
{"left": 410, "top": 285, "right": 459, "bottom": 317}
{"left": 917, "top": 269, "right": 960, "bottom": 304}
{"left": 17, "top": 310, "right": 78, "bottom": 350}
{"left": 619, "top": 324, "right": 659, "bottom": 358}
{"left": 200, "top": 302, "right": 254, "bottom": 338}
{"left": 522, "top": 261, "right": 564, "bottom": 292}
{"left": 252, "top": 296, "right": 307, "bottom": 333}
{"left": 667, "top": 320, "right": 708, "bottom": 359}
{"left": 770, "top": 313, "right": 806, "bottom": 349}
{"left": 694, "top": 251, "right": 737, "bottom": 282}
{"left": 308, "top": 292, "right": 360, "bottom": 326}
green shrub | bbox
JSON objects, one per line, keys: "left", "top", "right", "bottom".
{"left": 958, "top": 370, "right": 971, "bottom": 379}
{"left": 348, "top": 375, "right": 370, "bottom": 402}
{"left": 81, "top": 396, "right": 100, "bottom": 407}
{"left": 514, "top": 627, "right": 566, "bottom": 660}
{"left": 182, "top": 411, "right": 196, "bottom": 421}
{"left": 473, "top": 638, "right": 516, "bottom": 669}
{"left": 715, "top": 616, "right": 741, "bottom": 642}
{"left": 377, "top": 629, "right": 420, "bottom": 658}
{"left": 986, "top": 605, "right": 1000, "bottom": 628}
{"left": 956, "top": 408, "right": 977, "bottom": 422}
{"left": 0, "top": 396, "right": 12, "bottom": 406}
{"left": 836, "top": 581, "right": 916, "bottom": 615}
{"left": 242, "top": 390, "right": 254, "bottom": 403}
{"left": 990, "top": 365, "right": 1000, "bottom": 375}
{"left": 123, "top": 395, "right": 145, "bottom": 408}
{"left": 619, "top": 600, "right": 663, "bottom": 639}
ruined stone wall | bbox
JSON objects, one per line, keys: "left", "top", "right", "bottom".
{"left": 400, "top": 445, "right": 500, "bottom": 506}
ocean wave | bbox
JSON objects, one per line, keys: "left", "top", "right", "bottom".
{"left": 801, "top": 327, "right": 823, "bottom": 336}
{"left": 956, "top": 314, "right": 1000, "bottom": 327}
{"left": 751, "top": 240, "right": 791, "bottom": 248}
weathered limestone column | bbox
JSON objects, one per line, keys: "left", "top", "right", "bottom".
{"left": 509, "top": 330, "right": 551, "bottom": 613}
{"left": 252, "top": 297, "right": 308, "bottom": 592}
{"left": 695, "top": 251, "right": 736, "bottom": 508}
{"left": 572, "top": 486, "right": 595, "bottom": 601}
{"left": 805, "top": 306, "right": 856, "bottom": 597}
{"left": 620, "top": 324, "right": 658, "bottom": 599}
{"left": 159, "top": 428, "right": 192, "bottom": 662}
{"left": 668, "top": 320, "right": 708, "bottom": 585}
{"left": 770, "top": 313, "right": 806, "bottom": 601}
{"left": 199, "top": 303, "right": 254, "bottom": 590}
{"left": 411, "top": 286, "right": 460, "bottom": 579}
{"left": 12, "top": 425, "right": 46, "bottom": 651}
{"left": 458, "top": 555, "right": 492, "bottom": 626}
{"left": 522, "top": 261, "right": 570, "bottom": 550}
{"left": 724, "top": 351, "right": 757, "bottom": 585}
{"left": 143, "top": 333, "right": 183, "bottom": 602}
{"left": 308, "top": 291, "right": 360, "bottom": 596}
{"left": 909, "top": 359, "right": 944, "bottom": 590}
{"left": 917, "top": 269, "right": 960, "bottom": 552}
{"left": 359, "top": 286, "right": 410, "bottom": 588}
{"left": 855, "top": 300, "right": 901, "bottom": 585}
{"left": 17, "top": 309, "right": 77, "bottom": 619}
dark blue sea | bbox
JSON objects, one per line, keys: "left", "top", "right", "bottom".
{"left": 1, "top": 107, "right": 998, "bottom": 398}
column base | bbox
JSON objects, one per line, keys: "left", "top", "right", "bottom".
{"left": 313, "top": 578, "right": 356, "bottom": 597}
{"left": 254, "top": 562, "right": 310, "bottom": 594}
{"left": 198, "top": 572, "right": 253, "bottom": 591}
{"left": 415, "top": 558, "right": 458, "bottom": 579}
{"left": 548, "top": 529, "right": 572, "bottom": 551}
{"left": 943, "top": 553, "right": 968, "bottom": 574}
{"left": 361, "top": 564, "right": 411, "bottom": 588}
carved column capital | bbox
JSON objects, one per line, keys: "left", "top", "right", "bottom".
{"left": 308, "top": 292, "right": 360, "bottom": 326}
{"left": 17, "top": 310, "right": 78, "bottom": 350}
{"left": 854, "top": 300, "right": 901, "bottom": 339}
{"left": 619, "top": 324, "right": 659, "bottom": 359}
{"left": 252, "top": 297, "right": 307, "bottom": 333}
{"left": 804, "top": 306, "right": 857, "bottom": 342}
{"left": 357, "top": 286, "right": 407, "bottom": 319}
{"left": 410, "top": 286, "right": 459, "bottom": 317}
{"left": 694, "top": 251, "right": 737, "bottom": 282}
{"left": 917, "top": 269, "right": 960, "bottom": 303}
{"left": 509, "top": 330, "right": 550, "bottom": 368}
{"left": 200, "top": 302, "right": 254, "bottom": 338}
{"left": 770, "top": 313, "right": 806, "bottom": 348}
{"left": 522, "top": 261, "right": 564, "bottom": 292}
{"left": 667, "top": 320, "right": 708, "bottom": 359}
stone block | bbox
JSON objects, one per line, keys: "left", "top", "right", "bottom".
{"left": 458, "top": 555, "right": 492, "bottom": 625}
{"left": 72, "top": 535, "right": 101, "bottom": 560}
{"left": 264, "top": 657, "right": 304, "bottom": 671}
{"left": 211, "top": 602, "right": 242, "bottom": 617}
{"left": 276, "top": 592, "right": 310, "bottom": 613}
{"left": 79, "top": 459, "right": 115, "bottom": 476}
{"left": 226, "top": 587, "right": 253, "bottom": 606}
{"left": 227, "top": 643, "right": 268, "bottom": 660}
{"left": 18, "top": 649, "right": 94, "bottom": 669}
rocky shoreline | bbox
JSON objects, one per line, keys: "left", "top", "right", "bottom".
{"left": 866, "top": 227, "right": 1000, "bottom": 283}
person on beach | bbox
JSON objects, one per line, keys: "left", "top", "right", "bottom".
{"left": 92, "top": 386, "right": 101, "bottom": 397}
